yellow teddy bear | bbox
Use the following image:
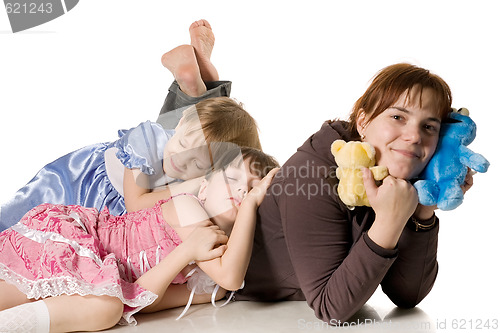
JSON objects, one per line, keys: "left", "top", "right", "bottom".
{"left": 331, "top": 140, "right": 388, "bottom": 207}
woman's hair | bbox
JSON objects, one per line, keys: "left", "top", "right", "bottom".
{"left": 182, "top": 97, "right": 262, "bottom": 150}
{"left": 347, "top": 63, "right": 452, "bottom": 137}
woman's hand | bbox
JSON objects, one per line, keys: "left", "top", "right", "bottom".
{"left": 461, "top": 167, "right": 475, "bottom": 194}
{"left": 181, "top": 221, "right": 228, "bottom": 262}
{"left": 363, "top": 168, "right": 418, "bottom": 223}
{"left": 363, "top": 167, "right": 418, "bottom": 249}
{"left": 243, "top": 167, "right": 280, "bottom": 207}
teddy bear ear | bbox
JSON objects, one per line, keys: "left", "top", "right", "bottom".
{"left": 331, "top": 140, "right": 346, "bottom": 155}
{"left": 361, "top": 142, "right": 376, "bottom": 159}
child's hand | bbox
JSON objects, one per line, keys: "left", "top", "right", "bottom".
{"left": 244, "top": 167, "right": 280, "bottom": 207}
{"left": 183, "top": 221, "right": 228, "bottom": 262}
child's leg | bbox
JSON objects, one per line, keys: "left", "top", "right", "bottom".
{"left": 0, "top": 280, "right": 31, "bottom": 310}
{"left": 157, "top": 19, "right": 231, "bottom": 124}
{"left": 0, "top": 300, "right": 49, "bottom": 333}
{"left": 160, "top": 19, "right": 218, "bottom": 95}
{"left": 44, "top": 294, "right": 123, "bottom": 332}
{"left": 0, "top": 281, "right": 123, "bottom": 332}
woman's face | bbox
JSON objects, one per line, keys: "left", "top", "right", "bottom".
{"left": 357, "top": 87, "right": 442, "bottom": 179}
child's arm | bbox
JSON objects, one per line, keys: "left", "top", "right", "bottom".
{"left": 123, "top": 167, "right": 169, "bottom": 212}
{"left": 135, "top": 222, "right": 228, "bottom": 312}
{"left": 172, "top": 168, "right": 279, "bottom": 291}
{"left": 123, "top": 168, "right": 204, "bottom": 212}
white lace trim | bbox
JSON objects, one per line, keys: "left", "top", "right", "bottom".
{"left": 0, "top": 263, "right": 157, "bottom": 326}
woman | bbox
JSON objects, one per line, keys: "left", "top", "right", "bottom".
{"left": 234, "top": 63, "right": 476, "bottom": 323}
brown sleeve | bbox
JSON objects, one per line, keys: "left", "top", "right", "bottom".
{"left": 279, "top": 173, "right": 397, "bottom": 323}
{"left": 380, "top": 221, "right": 439, "bottom": 308}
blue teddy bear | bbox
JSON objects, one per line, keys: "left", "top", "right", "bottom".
{"left": 414, "top": 109, "right": 490, "bottom": 211}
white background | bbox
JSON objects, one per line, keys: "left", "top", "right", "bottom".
{"left": 1, "top": 0, "right": 499, "bottom": 324}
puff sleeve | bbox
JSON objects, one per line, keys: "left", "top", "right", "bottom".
{"left": 114, "top": 121, "right": 174, "bottom": 176}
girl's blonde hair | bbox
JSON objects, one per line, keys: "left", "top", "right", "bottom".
{"left": 182, "top": 97, "right": 262, "bottom": 150}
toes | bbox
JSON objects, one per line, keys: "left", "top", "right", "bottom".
{"left": 189, "top": 19, "right": 212, "bottom": 31}
{"left": 199, "top": 19, "right": 212, "bottom": 29}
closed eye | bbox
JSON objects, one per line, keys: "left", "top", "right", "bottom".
{"left": 194, "top": 160, "right": 204, "bottom": 170}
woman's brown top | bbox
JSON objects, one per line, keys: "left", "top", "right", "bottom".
{"left": 235, "top": 120, "right": 439, "bottom": 323}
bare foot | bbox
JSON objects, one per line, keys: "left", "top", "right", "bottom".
{"left": 189, "top": 19, "right": 219, "bottom": 82}
{"left": 161, "top": 45, "right": 206, "bottom": 97}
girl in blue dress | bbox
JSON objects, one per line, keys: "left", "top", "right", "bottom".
{"left": 0, "top": 20, "right": 261, "bottom": 231}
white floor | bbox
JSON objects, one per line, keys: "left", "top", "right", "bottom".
{"left": 96, "top": 296, "right": 436, "bottom": 333}
{"left": 88, "top": 287, "right": 445, "bottom": 333}
{"left": 93, "top": 266, "right": 500, "bottom": 333}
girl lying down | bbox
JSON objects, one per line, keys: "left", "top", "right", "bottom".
{"left": 0, "top": 147, "right": 279, "bottom": 332}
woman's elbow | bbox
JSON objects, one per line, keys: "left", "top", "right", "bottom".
{"left": 312, "top": 298, "right": 365, "bottom": 325}
{"left": 314, "top": 308, "right": 363, "bottom": 326}
{"left": 389, "top": 295, "right": 421, "bottom": 309}
{"left": 383, "top": 287, "right": 428, "bottom": 309}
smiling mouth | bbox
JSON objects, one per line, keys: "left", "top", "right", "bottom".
{"left": 393, "top": 149, "right": 420, "bottom": 159}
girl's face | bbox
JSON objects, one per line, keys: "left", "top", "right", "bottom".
{"left": 198, "top": 157, "right": 261, "bottom": 235}
{"left": 163, "top": 118, "right": 212, "bottom": 180}
{"left": 357, "top": 87, "right": 442, "bottom": 179}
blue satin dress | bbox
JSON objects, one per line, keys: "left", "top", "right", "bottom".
{"left": 0, "top": 121, "right": 174, "bottom": 232}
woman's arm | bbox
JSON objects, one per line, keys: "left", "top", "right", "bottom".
{"left": 380, "top": 216, "right": 439, "bottom": 308}
{"left": 360, "top": 169, "right": 439, "bottom": 308}
{"left": 363, "top": 168, "right": 418, "bottom": 249}
{"left": 285, "top": 167, "right": 437, "bottom": 323}
{"left": 381, "top": 168, "right": 475, "bottom": 307}
{"left": 135, "top": 222, "right": 228, "bottom": 312}
{"left": 277, "top": 164, "right": 428, "bottom": 323}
